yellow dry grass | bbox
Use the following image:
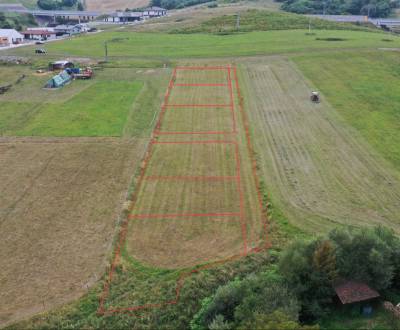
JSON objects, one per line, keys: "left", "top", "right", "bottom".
{"left": 0, "top": 137, "right": 147, "bottom": 327}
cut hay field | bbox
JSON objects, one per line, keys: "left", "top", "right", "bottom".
{"left": 4, "top": 29, "right": 400, "bottom": 59}
{"left": 239, "top": 57, "right": 400, "bottom": 234}
{"left": 0, "top": 138, "right": 147, "bottom": 327}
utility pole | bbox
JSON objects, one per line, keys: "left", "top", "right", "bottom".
{"left": 104, "top": 41, "right": 108, "bottom": 62}
{"left": 236, "top": 13, "right": 240, "bottom": 31}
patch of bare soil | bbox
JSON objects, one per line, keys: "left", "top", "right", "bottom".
{"left": 0, "top": 137, "right": 147, "bottom": 327}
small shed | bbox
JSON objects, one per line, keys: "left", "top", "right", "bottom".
{"left": 44, "top": 71, "right": 72, "bottom": 89}
{"left": 334, "top": 280, "right": 380, "bottom": 305}
{"left": 49, "top": 61, "right": 74, "bottom": 71}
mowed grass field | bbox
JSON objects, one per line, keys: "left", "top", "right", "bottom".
{"left": 4, "top": 29, "right": 400, "bottom": 59}
{"left": 293, "top": 50, "right": 400, "bottom": 171}
{"left": 239, "top": 57, "right": 400, "bottom": 234}
{"left": 0, "top": 67, "right": 171, "bottom": 137}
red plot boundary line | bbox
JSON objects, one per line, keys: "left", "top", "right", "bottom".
{"left": 175, "top": 66, "right": 229, "bottom": 70}
{"left": 145, "top": 175, "right": 237, "bottom": 181}
{"left": 174, "top": 83, "right": 228, "bottom": 87}
{"left": 129, "top": 212, "right": 240, "bottom": 220}
{"left": 98, "top": 66, "right": 269, "bottom": 316}
{"left": 164, "top": 104, "right": 232, "bottom": 108}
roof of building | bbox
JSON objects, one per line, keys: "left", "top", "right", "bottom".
{"left": 0, "top": 29, "right": 23, "bottom": 38}
{"left": 111, "top": 11, "right": 143, "bottom": 17}
{"left": 334, "top": 280, "right": 380, "bottom": 305}
{"left": 54, "top": 25, "right": 80, "bottom": 30}
{"left": 146, "top": 6, "right": 167, "bottom": 11}
{"left": 21, "top": 30, "right": 56, "bottom": 35}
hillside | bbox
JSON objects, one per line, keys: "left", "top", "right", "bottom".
{"left": 84, "top": 0, "right": 150, "bottom": 12}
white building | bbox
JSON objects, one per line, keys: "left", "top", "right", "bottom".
{"left": 0, "top": 29, "right": 24, "bottom": 47}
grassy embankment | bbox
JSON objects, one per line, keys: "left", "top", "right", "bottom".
{"left": 4, "top": 29, "right": 399, "bottom": 59}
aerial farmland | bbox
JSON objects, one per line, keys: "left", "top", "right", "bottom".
{"left": 1, "top": 2, "right": 400, "bottom": 329}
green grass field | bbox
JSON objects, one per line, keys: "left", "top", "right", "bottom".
{"left": 13, "top": 81, "right": 142, "bottom": 137}
{"left": 5, "top": 29, "right": 400, "bottom": 59}
{"left": 293, "top": 50, "right": 400, "bottom": 172}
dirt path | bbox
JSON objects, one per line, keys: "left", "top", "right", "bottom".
{"left": 240, "top": 57, "right": 400, "bottom": 233}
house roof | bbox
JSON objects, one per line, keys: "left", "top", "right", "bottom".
{"left": 334, "top": 280, "right": 380, "bottom": 305}
{"left": 21, "top": 30, "right": 56, "bottom": 35}
{"left": 0, "top": 29, "right": 23, "bottom": 39}
{"left": 146, "top": 6, "right": 166, "bottom": 11}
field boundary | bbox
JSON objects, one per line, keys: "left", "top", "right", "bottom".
{"left": 98, "top": 65, "right": 269, "bottom": 315}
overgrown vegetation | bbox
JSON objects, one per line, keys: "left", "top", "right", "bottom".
{"left": 37, "top": 0, "right": 84, "bottom": 10}
{"left": 171, "top": 9, "right": 376, "bottom": 33}
{"left": 0, "top": 12, "right": 37, "bottom": 30}
{"left": 8, "top": 225, "right": 400, "bottom": 329}
{"left": 279, "top": 0, "right": 399, "bottom": 17}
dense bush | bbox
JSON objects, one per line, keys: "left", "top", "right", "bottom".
{"left": 190, "top": 269, "right": 301, "bottom": 329}
{"left": 37, "top": 0, "right": 80, "bottom": 10}
{"left": 0, "top": 12, "right": 37, "bottom": 30}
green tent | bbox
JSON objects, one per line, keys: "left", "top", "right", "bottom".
{"left": 45, "top": 70, "right": 72, "bottom": 88}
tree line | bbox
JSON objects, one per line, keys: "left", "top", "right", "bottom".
{"left": 190, "top": 225, "right": 400, "bottom": 329}
{"left": 279, "top": 0, "right": 399, "bottom": 18}
{"left": 37, "top": 0, "right": 84, "bottom": 11}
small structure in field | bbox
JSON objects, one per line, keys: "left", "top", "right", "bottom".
{"left": 310, "top": 91, "right": 320, "bottom": 103}
{"left": 44, "top": 71, "right": 72, "bottom": 89}
{"left": 334, "top": 280, "right": 380, "bottom": 315}
{"left": 49, "top": 61, "right": 74, "bottom": 71}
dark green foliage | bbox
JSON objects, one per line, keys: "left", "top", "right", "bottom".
{"left": 77, "top": 2, "right": 84, "bottom": 11}
{"left": 238, "top": 311, "right": 320, "bottom": 330}
{"left": 281, "top": 0, "right": 398, "bottom": 18}
{"left": 329, "top": 226, "right": 399, "bottom": 290}
{"left": 0, "top": 13, "right": 37, "bottom": 29}
{"left": 37, "top": 0, "right": 78, "bottom": 10}
{"left": 279, "top": 240, "right": 337, "bottom": 320}
{"left": 280, "top": 226, "right": 400, "bottom": 321}
{"left": 190, "top": 268, "right": 300, "bottom": 329}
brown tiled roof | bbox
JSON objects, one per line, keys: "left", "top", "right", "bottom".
{"left": 334, "top": 280, "right": 380, "bottom": 304}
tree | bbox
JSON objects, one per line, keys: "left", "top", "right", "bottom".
{"left": 77, "top": 1, "right": 84, "bottom": 10}
{"left": 329, "top": 226, "right": 395, "bottom": 290}
{"left": 279, "top": 240, "right": 337, "bottom": 320}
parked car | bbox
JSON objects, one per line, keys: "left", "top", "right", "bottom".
{"left": 35, "top": 41, "right": 45, "bottom": 45}
{"left": 88, "top": 27, "right": 97, "bottom": 32}
{"left": 35, "top": 49, "right": 46, "bottom": 54}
